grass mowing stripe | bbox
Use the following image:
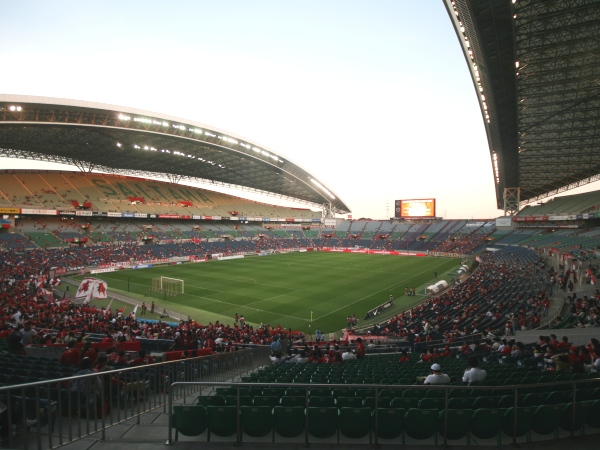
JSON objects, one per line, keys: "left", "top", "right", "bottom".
{"left": 73, "top": 253, "right": 463, "bottom": 333}
{"left": 315, "top": 258, "right": 458, "bottom": 320}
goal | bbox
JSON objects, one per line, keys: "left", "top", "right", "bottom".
{"left": 152, "top": 277, "right": 184, "bottom": 296}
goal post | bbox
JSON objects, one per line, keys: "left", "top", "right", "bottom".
{"left": 151, "top": 276, "right": 184, "bottom": 296}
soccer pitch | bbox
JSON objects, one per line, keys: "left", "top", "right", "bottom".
{"left": 82, "top": 253, "right": 461, "bottom": 333}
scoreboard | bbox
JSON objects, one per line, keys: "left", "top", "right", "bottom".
{"left": 394, "top": 199, "right": 436, "bottom": 218}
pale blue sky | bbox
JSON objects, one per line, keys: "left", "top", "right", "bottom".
{"left": 0, "top": 0, "right": 560, "bottom": 219}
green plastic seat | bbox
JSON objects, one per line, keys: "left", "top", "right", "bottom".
{"left": 253, "top": 395, "right": 280, "bottom": 408}
{"left": 308, "top": 396, "right": 336, "bottom": 407}
{"left": 502, "top": 406, "right": 533, "bottom": 443}
{"left": 531, "top": 404, "right": 561, "bottom": 438}
{"left": 418, "top": 397, "right": 445, "bottom": 410}
{"left": 207, "top": 406, "right": 238, "bottom": 440}
{"left": 241, "top": 406, "right": 273, "bottom": 438}
{"left": 447, "top": 397, "right": 473, "bottom": 410}
{"left": 439, "top": 409, "right": 470, "bottom": 443}
{"left": 404, "top": 408, "right": 439, "bottom": 444}
{"left": 280, "top": 396, "right": 306, "bottom": 407}
{"left": 172, "top": 405, "right": 208, "bottom": 441}
{"left": 585, "top": 399, "right": 600, "bottom": 428}
{"left": 558, "top": 402, "right": 586, "bottom": 434}
{"left": 273, "top": 406, "right": 305, "bottom": 439}
{"left": 307, "top": 407, "right": 338, "bottom": 439}
{"left": 196, "top": 395, "right": 225, "bottom": 407}
{"left": 372, "top": 407, "right": 405, "bottom": 439}
{"left": 225, "top": 395, "right": 253, "bottom": 407}
{"left": 470, "top": 408, "right": 503, "bottom": 446}
{"left": 339, "top": 407, "right": 372, "bottom": 440}
{"left": 472, "top": 396, "right": 498, "bottom": 409}
{"left": 336, "top": 396, "right": 363, "bottom": 409}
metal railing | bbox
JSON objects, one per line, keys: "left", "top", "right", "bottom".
{"left": 0, "top": 346, "right": 271, "bottom": 449}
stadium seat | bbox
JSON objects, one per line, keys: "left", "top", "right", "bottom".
{"left": 335, "top": 397, "right": 363, "bottom": 409}
{"left": 307, "top": 407, "right": 338, "bottom": 439}
{"left": 439, "top": 409, "right": 470, "bottom": 444}
{"left": 273, "top": 406, "right": 305, "bottom": 439}
{"left": 585, "top": 399, "right": 600, "bottom": 428}
{"left": 531, "top": 405, "right": 561, "bottom": 438}
{"left": 172, "top": 405, "right": 208, "bottom": 441}
{"left": 558, "top": 402, "right": 587, "bottom": 435}
{"left": 241, "top": 406, "right": 273, "bottom": 439}
{"left": 196, "top": 395, "right": 225, "bottom": 407}
{"left": 502, "top": 406, "right": 533, "bottom": 443}
{"left": 253, "top": 396, "right": 280, "bottom": 408}
{"left": 372, "top": 407, "right": 405, "bottom": 440}
{"left": 339, "top": 407, "right": 372, "bottom": 441}
{"left": 207, "top": 406, "right": 238, "bottom": 441}
{"left": 404, "top": 408, "right": 439, "bottom": 444}
{"left": 469, "top": 408, "right": 503, "bottom": 446}
{"left": 308, "top": 396, "right": 336, "bottom": 408}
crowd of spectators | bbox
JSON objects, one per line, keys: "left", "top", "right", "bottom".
{"left": 361, "top": 247, "right": 587, "bottom": 348}
{"left": 433, "top": 229, "right": 491, "bottom": 254}
{"left": 0, "top": 242, "right": 305, "bottom": 359}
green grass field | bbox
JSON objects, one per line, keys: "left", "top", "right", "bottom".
{"left": 75, "top": 252, "right": 462, "bottom": 334}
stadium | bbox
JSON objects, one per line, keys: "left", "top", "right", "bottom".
{"left": 0, "top": 0, "right": 600, "bottom": 448}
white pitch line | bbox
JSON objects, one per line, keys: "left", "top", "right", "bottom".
{"left": 244, "top": 290, "right": 301, "bottom": 307}
{"left": 180, "top": 291, "right": 311, "bottom": 322}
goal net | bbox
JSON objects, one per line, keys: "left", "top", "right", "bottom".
{"left": 152, "top": 277, "right": 184, "bottom": 296}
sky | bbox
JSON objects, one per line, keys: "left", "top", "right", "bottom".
{"left": 2, "top": 0, "right": 591, "bottom": 220}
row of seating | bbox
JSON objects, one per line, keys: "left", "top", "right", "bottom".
{"left": 198, "top": 386, "right": 600, "bottom": 410}
{"left": 171, "top": 402, "right": 600, "bottom": 444}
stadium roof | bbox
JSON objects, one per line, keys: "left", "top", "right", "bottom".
{"left": 0, "top": 94, "right": 351, "bottom": 214}
{"left": 444, "top": 0, "right": 600, "bottom": 209}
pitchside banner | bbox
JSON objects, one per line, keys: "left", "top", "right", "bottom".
{"left": 320, "top": 248, "right": 427, "bottom": 256}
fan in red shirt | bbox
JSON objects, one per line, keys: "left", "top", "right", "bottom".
{"left": 129, "top": 349, "right": 155, "bottom": 366}
{"left": 59, "top": 340, "right": 81, "bottom": 366}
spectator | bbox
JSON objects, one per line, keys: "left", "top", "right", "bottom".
{"left": 270, "top": 351, "right": 285, "bottom": 364}
{"left": 19, "top": 321, "right": 37, "bottom": 346}
{"left": 424, "top": 363, "right": 451, "bottom": 385}
{"left": 342, "top": 349, "right": 357, "bottom": 361}
{"left": 462, "top": 356, "right": 487, "bottom": 383}
{"left": 399, "top": 349, "right": 412, "bottom": 363}
{"left": 129, "top": 349, "right": 155, "bottom": 366}
{"left": 355, "top": 337, "right": 365, "bottom": 359}
{"left": 71, "top": 357, "right": 101, "bottom": 400}
{"left": 59, "top": 340, "right": 81, "bottom": 366}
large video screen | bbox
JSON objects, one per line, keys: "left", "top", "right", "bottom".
{"left": 395, "top": 198, "right": 436, "bottom": 218}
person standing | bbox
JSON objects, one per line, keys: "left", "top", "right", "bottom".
{"left": 355, "top": 337, "right": 366, "bottom": 359}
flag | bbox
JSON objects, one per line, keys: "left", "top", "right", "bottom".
{"left": 37, "top": 275, "right": 47, "bottom": 289}
{"left": 74, "top": 278, "right": 109, "bottom": 304}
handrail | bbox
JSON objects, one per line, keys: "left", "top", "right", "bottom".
{"left": 0, "top": 345, "right": 271, "bottom": 449}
